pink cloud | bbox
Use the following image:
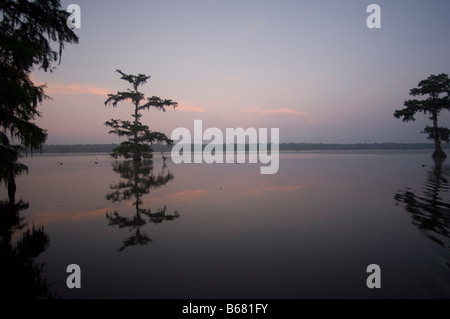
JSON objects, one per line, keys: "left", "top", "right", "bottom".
{"left": 45, "top": 82, "right": 111, "bottom": 96}
{"left": 175, "top": 101, "right": 207, "bottom": 113}
{"left": 244, "top": 107, "right": 315, "bottom": 125}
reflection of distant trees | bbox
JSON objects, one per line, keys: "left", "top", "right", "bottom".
{"left": 0, "top": 200, "right": 56, "bottom": 298}
{"left": 106, "top": 160, "right": 179, "bottom": 252}
{"left": 395, "top": 159, "right": 450, "bottom": 253}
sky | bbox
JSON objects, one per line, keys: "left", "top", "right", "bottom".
{"left": 30, "top": 0, "right": 450, "bottom": 145}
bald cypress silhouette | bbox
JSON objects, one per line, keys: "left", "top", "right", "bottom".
{"left": 394, "top": 73, "right": 450, "bottom": 159}
{"left": 104, "top": 70, "right": 178, "bottom": 161}
{"left": 0, "top": 0, "right": 79, "bottom": 201}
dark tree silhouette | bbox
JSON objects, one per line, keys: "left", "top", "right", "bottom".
{"left": 0, "top": 200, "right": 56, "bottom": 299}
{"left": 104, "top": 70, "right": 178, "bottom": 161}
{"left": 0, "top": 0, "right": 79, "bottom": 201}
{"left": 394, "top": 73, "right": 450, "bottom": 159}
{"left": 106, "top": 159, "right": 179, "bottom": 252}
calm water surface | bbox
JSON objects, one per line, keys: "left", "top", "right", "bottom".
{"left": 1, "top": 151, "right": 449, "bottom": 298}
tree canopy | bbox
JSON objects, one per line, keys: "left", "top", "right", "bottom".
{"left": 394, "top": 73, "right": 450, "bottom": 159}
{"left": 0, "top": 0, "right": 79, "bottom": 201}
{"left": 104, "top": 70, "right": 178, "bottom": 161}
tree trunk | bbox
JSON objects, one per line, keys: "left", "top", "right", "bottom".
{"left": 432, "top": 139, "right": 447, "bottom": 159}
{"left": 432, "top": 113, "right": 447, "bottom": 159}
{"left": 8, "top": 174, "right": 16, "bottom": 204}
{"left": 133, "top": 102, "right": 141, "bottom": 162}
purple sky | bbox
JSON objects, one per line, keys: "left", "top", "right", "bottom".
{"left": 31, "top": 0, "right": 450, "bottom": 144}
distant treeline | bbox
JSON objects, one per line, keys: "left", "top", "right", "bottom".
{"left": 279, "top": 143, "right": 450, "bottom": 151}
{"left": 38, "top": 143, "right": 449, "bottom": 153}
{"left": 40, "top": 144, "right": 172, "bottom": 153}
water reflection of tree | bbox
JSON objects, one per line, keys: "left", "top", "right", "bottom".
{"left": 106, "top": 159, "right": 179, "bottom": 252}
{"left": 0, "top": 200, "right": 56, "bottom": 298}
{"left": 394, "top": 159, "right": 450, "bottom": 256}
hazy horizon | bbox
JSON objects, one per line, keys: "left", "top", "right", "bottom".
{"left": 39, "top": 141, "right": 449, "bottom": 146}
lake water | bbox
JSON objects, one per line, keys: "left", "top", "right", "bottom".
{"left": 1, "top": 150, "right": 449, "bottom": 299}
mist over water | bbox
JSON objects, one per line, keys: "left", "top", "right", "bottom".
{"left": 1, "top": 151, "right": 449, "bottom": 298}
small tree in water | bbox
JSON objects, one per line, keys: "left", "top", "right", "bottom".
{"left": 104, "top": 70, "right": 178, "bottom": 161}
{"left": 394, "top": 73, "right": 450, "bottom": 159}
